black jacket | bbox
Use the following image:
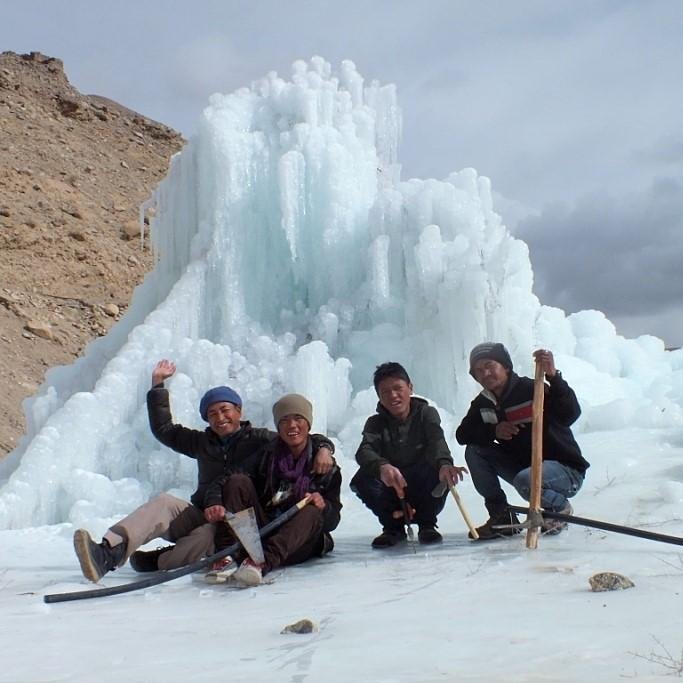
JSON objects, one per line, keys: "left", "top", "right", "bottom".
{"left": 455, "top": 371, "right": 589, "bottom": 474}
{"left": 355, "top": 397, "right": 454, "bottom": 478}
{"left": 205, "top": 437, "right": 342, "bottom": 534}
{"left": 147, "top": 386, "right": 334, "bottom": 508}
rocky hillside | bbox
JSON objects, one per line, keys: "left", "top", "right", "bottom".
{"left": 0, "top": 51, "right": 184, "bottom": 457}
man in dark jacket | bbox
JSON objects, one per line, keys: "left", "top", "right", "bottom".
{"left": 350, "top": 362, "right": 467, "bottom": 548}
{"left": 73, "top": 359, "right": 334, "bottom": 582}
{"left": 203, "top": 393, "right": 342, "bottom": 586}
{"left": 456, "top": 343, "right": 589, "bottom": 539}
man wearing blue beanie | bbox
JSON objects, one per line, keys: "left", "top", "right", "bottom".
{"left": 73, "top": 359, "right": 334, "bottom": 583}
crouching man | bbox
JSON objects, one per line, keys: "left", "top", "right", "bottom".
{"left": 203, "top": 394, "right": 341, "bottom": 586}
{"left": 350, "top": 362, "right": 467, "bottom": 548}
{"left": 456, "top": 343, "right": 589, "bottom": 539}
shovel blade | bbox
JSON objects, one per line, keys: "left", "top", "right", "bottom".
{"left": 225, "top": 507, "right": 265, "bottom": 564}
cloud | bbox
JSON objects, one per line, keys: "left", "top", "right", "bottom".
{"left": 514, "top": 177, "right": 683, "bottom": 345}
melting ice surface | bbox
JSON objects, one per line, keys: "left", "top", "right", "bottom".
{"left": 1, "top": 57, "right": 682, "bottom": 531}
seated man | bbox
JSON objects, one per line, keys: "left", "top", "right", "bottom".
{"left": 350, "top": 362, "right": 467, "bottom": 548}
{"left": 73, "top": 360, "right": 333, "bottom": 582}
{"left": 204, "top": 393, "right": 341, "bottom": 586}
{"left": 456, "top": 343, "right": 589, "bottom": 539}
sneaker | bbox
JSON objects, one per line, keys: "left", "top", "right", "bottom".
{"left": 129, "top": 545, "right": 174, "bottom": 573}
{"left": 417, "top": 526, "right": 443, "bottom": 545}
{"left": 470, "top": 509, "right": 522, "bottom": 540}
{"left": 371, "top": 528, "right": 407, "bottom": 549}
{"left": 204, "top": 556, "right": 238, "bottom": 584}
{"left": 542, "top": 503, "right": 572, "bottom": 535}
{"left": 73, "top": 530, "right": 125, "bottom": 583}
{"left": 232, "top": 558, "right": 264, "bottom": 586}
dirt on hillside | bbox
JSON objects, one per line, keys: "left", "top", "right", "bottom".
{"left": 0, "top": 51, "right": 185, "bottom": 458}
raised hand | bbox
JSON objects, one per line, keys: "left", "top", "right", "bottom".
{"left": 151, "top": 359, "right": 176, "bottom": 386}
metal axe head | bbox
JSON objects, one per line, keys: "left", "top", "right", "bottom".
{"left": 492, "top": 509, "right": 544, "bottom": 531}
{"left": 224, "top": 507, "right": 265, "bottom": 564}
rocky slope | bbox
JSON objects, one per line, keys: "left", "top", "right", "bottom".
{"left": 0, "top": 51, "right": 184, "bottom": 457}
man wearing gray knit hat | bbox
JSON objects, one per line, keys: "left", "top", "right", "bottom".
{"left": 457, "top": 345, "right": 589, "bottom": 539}
{"left": 204, "top": 392, "right": 341, "bottom": 586}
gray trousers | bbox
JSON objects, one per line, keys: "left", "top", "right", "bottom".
{"left": 104, "top": 493, "right": 215, "bottom": 571}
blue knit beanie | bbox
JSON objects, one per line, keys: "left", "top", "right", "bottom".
{"left": 199, "top": 386, "right": 242, "bottom": 421}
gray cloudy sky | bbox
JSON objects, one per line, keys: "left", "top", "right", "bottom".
{"left": 3, "top": 0, "right": 682, "bottom": 345}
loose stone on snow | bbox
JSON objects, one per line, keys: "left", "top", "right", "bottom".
{"left": 589, "top": 572, "right": 634, "bottom": 592}
{"left": 281, "top": 618, "right": 318, "bottom": 634}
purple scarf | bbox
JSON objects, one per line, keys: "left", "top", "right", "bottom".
{"left": 269, "top": 438, "right": 313, "bottom": 501}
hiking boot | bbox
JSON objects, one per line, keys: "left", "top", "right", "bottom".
{"left": 204, "top": 556, "right": 238, "bottom": 584}
{"left": 129, "top": 545, "right": 174, "bottom": 573}
{"left": 371, "top": 528, "right": 407, "bottom": 549}
{"left": 542, "top": 503, "right": 572, "bottom": 535}
{"left": 73, "top": 530, "right": 125, "bottom": 582}
{"left": 417, "top": 526, "right": 443, "bottom": 545}
{"left": 233, "top": 558, "right": 264, "bottom": 586}
{"left": 470, "top": 509, "right": 522, "bottom": 540}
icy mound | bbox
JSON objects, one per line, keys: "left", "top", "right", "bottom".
{"left": 1, "top": 57, "right": 682, "bottom": 529}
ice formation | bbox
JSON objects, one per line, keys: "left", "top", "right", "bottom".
{"left": 1, "top": 57, "right": 682, "bottom": 529}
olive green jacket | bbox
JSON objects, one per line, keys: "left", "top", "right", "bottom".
{"left": 355, "top": 397, "right": 453, "bottom": 478}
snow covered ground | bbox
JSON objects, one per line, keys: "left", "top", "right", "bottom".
{"left": 3, "top": 427, "right": 682, "bottom": 683}
{"left": 1, "top": 57, "right": 682, "bottom": 682}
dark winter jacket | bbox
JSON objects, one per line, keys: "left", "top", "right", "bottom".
{"left": 147, "top": 386, "right": 334, "bottom": 509}
{"left": 205, "top": 436, "right": 342, "bottom": 534}
{"left": 455, "top": 371, "right": 589, "bottom": 474}
{"left": 355, "top": 397, "right": 454, "bottom": 479}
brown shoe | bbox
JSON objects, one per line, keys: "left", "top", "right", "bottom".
{"left": 470, "top": 509, "right": 522, "bottom": 540}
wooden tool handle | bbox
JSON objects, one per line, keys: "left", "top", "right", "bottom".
{"left": 526, "top": 358, "right": 545, "bottom": 549}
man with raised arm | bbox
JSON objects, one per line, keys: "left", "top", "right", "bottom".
{"left": 350, "top": 362, "right": 467, "bottom": 548}
{"left": 72, "top": 359, "right": 334, "bottom": 582}
{"left": 456, "top": 343, "right": 589, "bottom": 539}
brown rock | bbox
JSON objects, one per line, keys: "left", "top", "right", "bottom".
{"left": 25, "top": 320, "right": 53, "bottom": 340}
{"left": 102, "top": 303, "right": 119, "bottom": 317}
{"left": 281, "top": 619, "right": 318, "bottom": 634}
{"left": 589, "top": 572, "right": 635, "bottom": 592}
{"left": 121, "top": 219, "right": 140, "bottom": 241}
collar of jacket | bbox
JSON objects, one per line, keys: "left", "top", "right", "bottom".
{"left": 205, "top": 420, "right": 251, "bottom": 442}
{"left": 375, "top": 395, "right": 428, "bottom": 422}
{"left": 479, "top": 372, "right": 520, "bottom": 406}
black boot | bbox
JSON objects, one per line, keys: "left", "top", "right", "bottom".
{"left": 470, "top": 507, "right": 521, "bottom": 540}
{"left": 417, "top": 525, "right": 443, "bottom": 544}
{"left": 129, "top": 545, "right": 174, "bottom": 573}
{"left": 73, "top": 530, "right": 126, "bottom": 582}
{"left": 371, "top": 527, "right": 407, "bottom": 549}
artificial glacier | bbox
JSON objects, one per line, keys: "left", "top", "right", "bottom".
{"left": 1, "top": 56, "right": 682, "bottom": 531}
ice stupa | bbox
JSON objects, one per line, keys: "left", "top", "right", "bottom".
{"left": 1, "top": 57, "right": 682, "bottom": 530}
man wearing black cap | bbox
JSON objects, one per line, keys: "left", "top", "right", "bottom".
{"left": 72, "top": 360, "right": 334, "bottom": 582}
{"left": 456, "top": 344, "right": 589, "bottom": 539}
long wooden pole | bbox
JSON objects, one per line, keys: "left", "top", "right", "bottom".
{"left": 526, "top": 358, "right": 545, "bottom": 549}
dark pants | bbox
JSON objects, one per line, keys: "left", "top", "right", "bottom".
{"left": 214, "top": 474, "right": 327, "bottom": 573}
{"left": 464, "top": 444, "right": 584, "bottom": 513}
{"left": 350, "top": 463, "right": 446, "bottom": 531}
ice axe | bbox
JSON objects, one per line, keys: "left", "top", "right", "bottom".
{"left": 224, "top": 507, "right": 266, "bottom": 565}
{"left": 432, "top": 482, "right": 479, "bottom": 539}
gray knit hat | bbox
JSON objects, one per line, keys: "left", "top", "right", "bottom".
{"left": 272, "top": 393, "right": 313, "bottom": 428}
{"left": 469, "top": 342, "right": 513, "bottom": 376}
